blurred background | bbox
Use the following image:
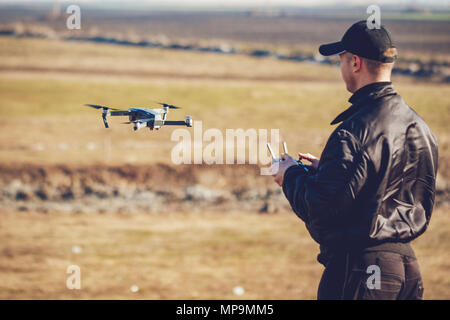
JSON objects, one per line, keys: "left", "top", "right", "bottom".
{"left": 0, "top": 0, "right": 449, "bottom": 299}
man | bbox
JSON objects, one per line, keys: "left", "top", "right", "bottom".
{"left": 272, "top": 20, "right": 438, "bottom": 300}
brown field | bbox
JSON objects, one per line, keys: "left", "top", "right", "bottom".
{"left": 0, "top": 208, "right": 449, "bottom": 299}
{"left": 0, "top": 37, "right": 448, "bottom": 174}
{"left": 0, "top": 8, "right": 449, "bottom": 300}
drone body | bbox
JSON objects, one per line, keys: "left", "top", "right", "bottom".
{"left": 85, "top": 102, "right": 193, "bottom": 131}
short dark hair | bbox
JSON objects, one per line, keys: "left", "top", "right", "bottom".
{"left": 362, "top": 47, "right": 398, "bottom": 74}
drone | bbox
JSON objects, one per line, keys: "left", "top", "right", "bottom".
{"left": 85, "top": 102, "right": 193, "bottom": 131}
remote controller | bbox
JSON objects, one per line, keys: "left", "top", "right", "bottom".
{"left": 267, "top": 142, "right": 309, "bottom": 172}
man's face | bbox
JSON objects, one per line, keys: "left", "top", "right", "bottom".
{"left": 339, "top": 52, "right": 357, "bottom": 93}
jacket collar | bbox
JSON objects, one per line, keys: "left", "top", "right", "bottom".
{"left": 330, "top": 81, "right": 396, "bottom": 125}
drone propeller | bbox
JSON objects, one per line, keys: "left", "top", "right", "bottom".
{"left": 85, "top": 104, "right": 118, "bottom": 128}
{"left": 155, "top": 101, "right": 181, "bottom": 109}
{"left": 85, "top": 104, "right": 120, "bottom": 111}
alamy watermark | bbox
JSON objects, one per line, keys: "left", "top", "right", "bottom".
{"left": 366, "top": 264, "right": 381, "bottom": 290}
{"left": 170, "top": 121, "right": 281, "bottom": 175}
{"left": 66, "top": 5, "right": 81, "bottom": 30}
{"left": 367, "top": 5, "right": 381, "bottom": 29}
{"left": 66, "top": 265, "right": 81, "bottom": 290}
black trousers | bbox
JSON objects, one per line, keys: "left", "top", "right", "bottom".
{"left": 317, "top": 250, "right": 424, "bottom": 300}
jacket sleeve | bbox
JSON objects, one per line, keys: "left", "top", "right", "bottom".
{"left": 282, "top": 129, "right": 370, "bottom": 245}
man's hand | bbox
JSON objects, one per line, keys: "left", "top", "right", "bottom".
{"left": 298, "top": 152, "right": 320, "bottom": 169}
{"left": 271, "top": 153, "right": 298, "bottom": 186}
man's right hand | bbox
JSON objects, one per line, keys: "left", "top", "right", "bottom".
{"left": 298, "top": 152, "right": 320, "bottom": 169}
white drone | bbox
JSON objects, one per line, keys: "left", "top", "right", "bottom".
{"left": 85, "top": 102, "right": 193, "bottom": 131}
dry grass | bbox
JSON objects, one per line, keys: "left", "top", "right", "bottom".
{"left": 0, "top": 208, "right": 448, "bottom": 300}
{"left": 0, "top": 37, "right": 448, "bottom": 176}
{"left": 0, "top": 37, "right": 342, "bottom": 82}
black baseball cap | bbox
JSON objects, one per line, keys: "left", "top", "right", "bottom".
{"left": 319, "top": 20, "right": 397, "bottom": 63}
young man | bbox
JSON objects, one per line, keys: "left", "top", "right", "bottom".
{"left": 272, "top": 21, "right": 438, "bottom": 300}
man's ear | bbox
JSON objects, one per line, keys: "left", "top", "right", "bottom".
{"left": 352, "top": 55, "right": 362, "bottom": 73}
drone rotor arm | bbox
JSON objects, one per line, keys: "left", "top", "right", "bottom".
{"left": 121, "top": 118, "right": 154, "bottom": 124}
{"left": 109, "top": 110, "right": 131, "bottom": 116}
{"left": 163, "top": 121, "right": 186, "bottom": 125}
{"left": 164, "top": 118, "right": 192, "bottom": 127}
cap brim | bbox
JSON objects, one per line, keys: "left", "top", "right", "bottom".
{"left": 319, "top": 41, "right": 346, "bottom": 56}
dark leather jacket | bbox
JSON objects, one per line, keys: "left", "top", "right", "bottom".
{"left": 282, "top": 82, "right": 438, "bottom": 261}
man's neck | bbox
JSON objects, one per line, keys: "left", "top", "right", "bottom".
{"left": 353, "top": 76, "right": 391, "bottom": 93}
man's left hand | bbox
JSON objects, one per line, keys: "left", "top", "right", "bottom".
{"left": 272, "top": 153, "right": 298, "bottom": 186}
